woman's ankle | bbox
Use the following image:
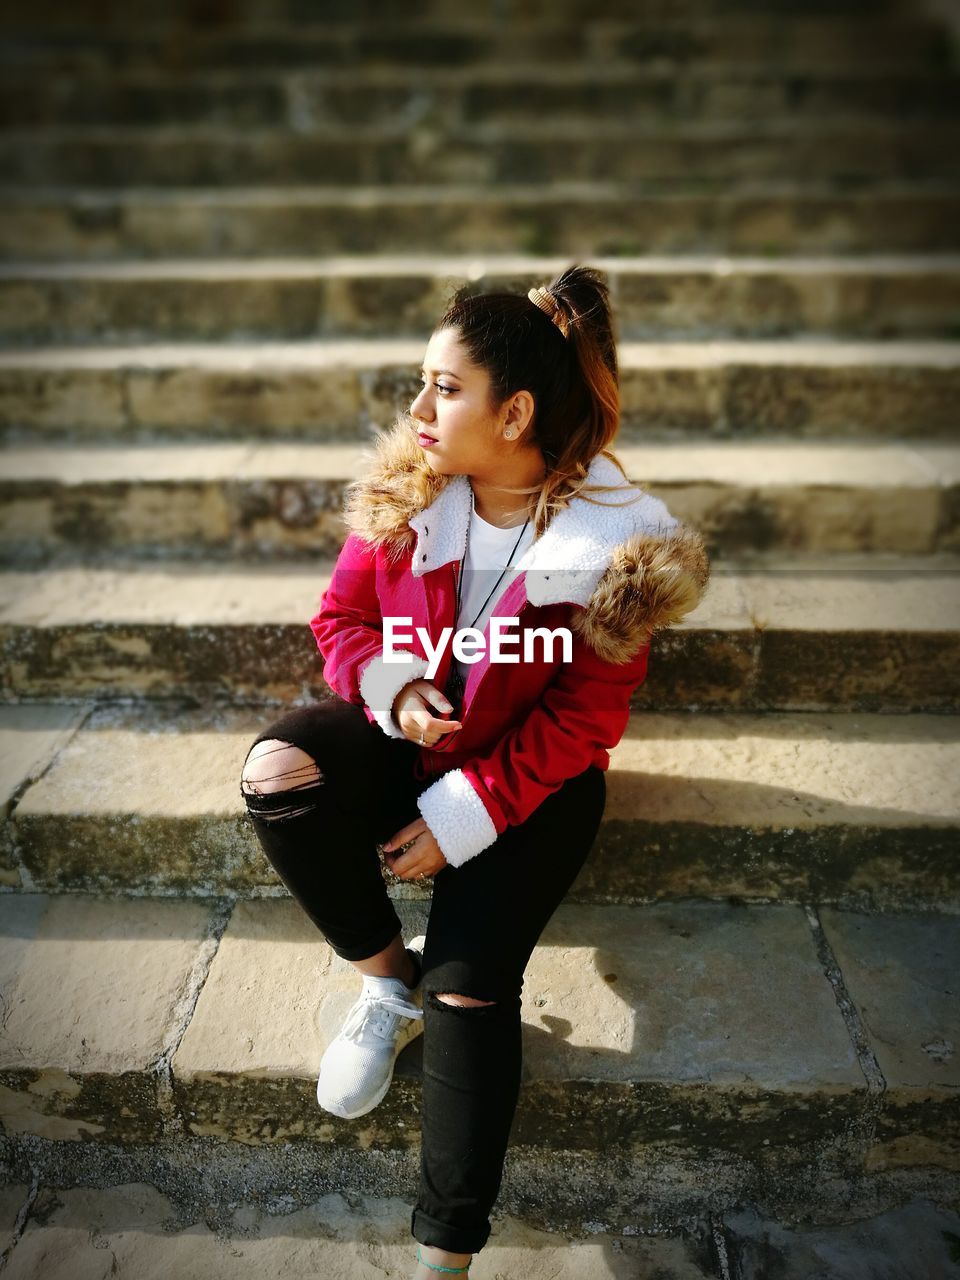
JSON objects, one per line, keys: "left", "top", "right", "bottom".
{"left": 417, "top": 1241, "right": 472, "bottom": 1271}
{"left": 351, "top": 936, "right": 418, "bottom": 987}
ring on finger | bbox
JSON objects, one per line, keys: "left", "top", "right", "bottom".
{"left": 419, "top": 731, "right": 425, "bottom": 745}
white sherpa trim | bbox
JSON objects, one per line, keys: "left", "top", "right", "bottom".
{"left": 417, "top": 768, "right": 500, "bottom": 868}
{"left": 407, "top": 452, "right": 679, "bottom": 608}
{"left": 359, "top": 649, "right": 430, "bottom": 739}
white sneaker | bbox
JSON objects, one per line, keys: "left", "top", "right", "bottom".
{"left": 316, "top": 934, "right": 427, "bottom": 1119}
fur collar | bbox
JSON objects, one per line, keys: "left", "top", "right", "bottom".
{"left": 343, "top": 419, "right": 710, "bottom": 663}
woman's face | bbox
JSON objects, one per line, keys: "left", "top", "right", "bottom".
{"left": 409, "top": 327, "right": 533, "bottom": 478}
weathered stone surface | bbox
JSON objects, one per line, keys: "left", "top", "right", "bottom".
{"left": 0, "top": 560, "right": 327, "bottom": 703}
{"left": 0, "top": 1181, "right": 720, "bottom": 1280}
{"left": 2, "top": 186, "right": 958, "bottom": 263}
{"left": 172, "top": 897, "right": 429, "bottom": 1148}
{"left": 0, "top": 893, "right": 214, "bottom": 1142}
{"left": 0, "top": 10, "right": 944, "bottom": 69}
{"left": 740, "top": 557, "right": 960, "bottom": 713}
{"left": 820, "top": 908, "right": 960, "bottom": 1172}
{"left": 727, "top": 1196, "right": 960, "bottom": 1279}
{"left": 0, "top": 365, "right": 128, "bottom": 437}
{"left": 1, "top": 339, "right": 958, "bottom": 441}
{"left": 6, "top": 702, "right": 958, "bottom": 911}
{"left": 633, "top": 439, "right": 951, "bottom": 554}
{"left": 617, "top": 339, "right": 960, "bottom": 439}
{"left": 3, "top": 62, "right": 958, "bottom": 132}
{"left": 2, "top": 255, "right": 959, "bottom": 343}
{"left": 1, "top": 554, "right": 958, "bottom": 711}
{"left": 10, "top": 703, "right": 270, "bottom": 896}
{"left": 0, "top": 439, "right": 956, "bottom": 560}
{"left": 589, "top": 710, "right": 960, "bottom": 910}
{"left": 0, "top": 703, "right": 87, "bottom": 887}
{"left": 169, "top": 896, "right": 867, "bottom": 1163}
{"left": 2, "top": 119, "right": 958, "bottom": 187}
{"left": 0, "top": 1183, "right": 28, "bottom": 1256}
{"left": 514, "top": 900, "right": 863, "bottom": 1156}
{"left": 0, "top": 442, "right": 358, "bottom": 561}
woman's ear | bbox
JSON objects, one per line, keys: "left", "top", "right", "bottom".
{"left": 502, "top": 390, "right": 535, "bottom": 439}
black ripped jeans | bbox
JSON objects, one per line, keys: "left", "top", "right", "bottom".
{"left": 239, "top": 696, "right": 606, "bottom": 1256}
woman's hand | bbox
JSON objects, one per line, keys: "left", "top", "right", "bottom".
{"left": 382, "top": 816, "right": 449, "bottom": 880}
{"left": 392, "top": 679, "right": 462, "bottom": 746}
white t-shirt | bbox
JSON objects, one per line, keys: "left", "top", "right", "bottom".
{"left": 452, "top": 494, "right": 536, "bottom": 691}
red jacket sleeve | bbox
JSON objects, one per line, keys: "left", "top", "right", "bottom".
{"left": 415, "top": 627, "right": 650, "bottom": 867}
{"left": 309, "top": 532, "right": 429, "bottom": 737}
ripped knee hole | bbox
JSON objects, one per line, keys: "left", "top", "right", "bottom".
{"left": 433, "top": 993, "right": 497, "bottom": 1008}
{"left": 240, "top": 739, "right": 325, "bottom": 821}
{"left": 241, "top": 739, "right": 324, "bottom": 792}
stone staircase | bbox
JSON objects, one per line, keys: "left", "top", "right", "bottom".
{"left": 1, "top": 0, "right": 959, "bottom": 1275}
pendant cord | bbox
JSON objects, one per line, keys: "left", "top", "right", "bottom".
{"left": 454, "top": 511, "right": 530, "bottom": 632}
{"left": 443, "top": 497, "right": 530, "bottom": 712}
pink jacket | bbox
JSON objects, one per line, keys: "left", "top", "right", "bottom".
{"left": 310, "top": 421, "right": 710, "bottom": 869}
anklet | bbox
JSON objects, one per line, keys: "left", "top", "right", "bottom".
{"left": 417, "top": 1245, "right": 471, "bottom": 1272}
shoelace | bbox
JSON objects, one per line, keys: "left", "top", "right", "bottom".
{"left": 339, "top": 989, "right": 424, "bottom": 1046}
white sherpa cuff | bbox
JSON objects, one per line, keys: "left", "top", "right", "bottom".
{"left": 359, "top": 649, "right": 430, "bottom": 739}
{"left": 416, "top": 768, "right": 500, "bottom": 868}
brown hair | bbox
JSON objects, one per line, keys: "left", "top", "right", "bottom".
{"left": 431, "top": 262, "right": 640, "bottom": 538}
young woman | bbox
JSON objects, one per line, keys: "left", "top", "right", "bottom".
{"left": 240, "top": 265, "right": 710, "bottom": 1278}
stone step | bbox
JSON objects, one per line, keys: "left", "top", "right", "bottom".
{"left": 3, "top": 254, "right": 960, "bottom": 343}
{"left": 0, "top": 1181, "right": 726, "bottom": 1280}
{"left": 2, "top": 66, "right": 958, "bottom": 130}
{"left": 0, "top": 551, "right": 957, "bottom": 711}
{"left": 0, "top": 1181, "right": 958, "bottom": 1280}
{"left": 3, "top": 118, "right": 957, "bottom": 187}
{"left": 2, "top": 700, "right": 958, "bottom": 910}
{"left": 0, "top": 438, "right": 957, "bottom": 562}
{"left": 3, "top": 181, "right": 958, "bottom": 260}
{"left": 2, "top": 337, "right": 957, "bottom": 443}
{"left": 0, "top": 891, "right": 956, "bottom": 1213}
{"left": 1, "top": 15, "right": 948, "bottom": 75}
{"left": 0, "top": 0, "right": 918, "bottom": 29}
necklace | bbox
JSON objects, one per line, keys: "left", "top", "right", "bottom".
{"left": 442, "top": 507, "right": 530, "bottom": 712}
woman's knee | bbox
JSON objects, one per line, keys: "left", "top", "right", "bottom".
{"left": 240, "top": 738, "right": 326, "bottom": 822}
{"left": 241, "top": 738, "right": 324, "bottom": 794}
{"left": 423, "top": 959, "right": 517, "bottom": 1008}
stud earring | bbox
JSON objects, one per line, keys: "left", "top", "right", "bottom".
{"left": 504, "top": 429, "right": 515, "bottom": 439}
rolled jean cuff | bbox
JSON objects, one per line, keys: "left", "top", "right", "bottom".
{"left": 325, "top": 910, "right": 404, "bottom": 963}
{"left": 411, "top": 1205, "right": 491, "bottom": 1255}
